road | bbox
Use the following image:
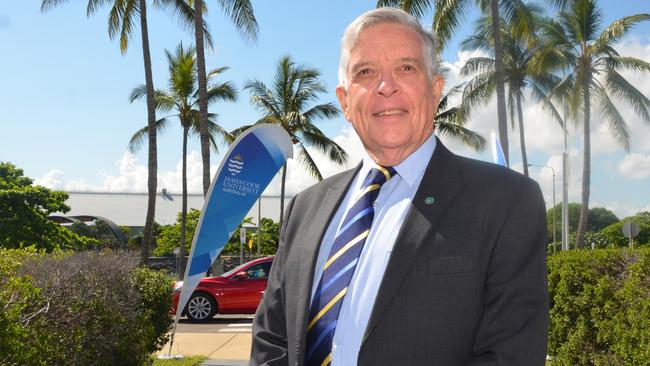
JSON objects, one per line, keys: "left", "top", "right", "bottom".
{"left": 175, "top": 314, "right": 254, "bottom": 334}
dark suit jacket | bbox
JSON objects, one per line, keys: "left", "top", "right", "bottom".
{"left": 251, "top": 139, "right": 549, "bottom": 366}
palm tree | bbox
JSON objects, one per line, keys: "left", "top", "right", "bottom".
{"left": 377, "top": 0, "right": 536, "bottom": 166}
{"left": 460, "top": 4, "right": 563, "bottom": 176}
{"left": 537, "top": 0, "right": 650, "bottom": 248}
{"left": 235, "top": 56, "right": 348, "bottom": 229}
{"left": 40, "top": 0, "right": 201, "bottom": 264}
{"left": 435, "top": 83, "right": 487, "bottom": 151}
{"left": 194, "top": 0, "right": 259, "bottom": 197}
{"left": 128, "top": 43, "right": 236, "bottom": 278}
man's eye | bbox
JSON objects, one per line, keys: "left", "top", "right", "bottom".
{"left": 401, "top": 64, "right": 415, "bottom": 71}
{"left": 357, "top": 68, "right": 371, "bottom": 76}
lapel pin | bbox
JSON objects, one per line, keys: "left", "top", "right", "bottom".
{"left": 424, "top": 197, "right": 435, "bottom": 205}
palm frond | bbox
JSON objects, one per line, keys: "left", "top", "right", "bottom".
{"left": 460, "top": 57, "right": 495, "bottom": 77}
{"left": 605, "top": 69, "right": 650, "bottom": 123}
{"left": 154, "top": 0, "right": 215, "bottom": 49}
{"left": 433, "top": 0, "right": 472, "bottom": 51}
{"left": 87, "top": 0, "right": 115, "bottom": 16}
{"left": 129, "top": 84, "right": 148, "bottom": 103}
{"left": 462, "top": 71, "right": 496, "bottom": 109}
{"left": 296, "top": 144, "right": 323, "bottom": 181}
{"left": 207, "top": 66, "right": 230, "bottom": 78}
{"left": 117, "top": 0, "right": 138, "bottom": 54}
{"left": 592, "top": 14, "right": 650, "bottom": 54}
{"left": 302, "top": 103, "right": 341, "bottom": 122}
{"left": 127, "top": 117, "right": 170, "bottom": 153}
{"left": 605, "top": 56, "right": 650, "bottom": 74}
{"left": 300, "top": 128, "right": 348, "bottom": 166}
{"left": 40, "top": 0, "right": 72, "bottom": 12}
{"left": 230, "top": 124, "right": 254, "bottom": 138}
{"left": 205, "top": 81, "right": 238, "bottom": 104}
{"left": 436, "top": 122, "right": 486, "bottom": 151}
{"left": 244, "top": 79, "right": 281, "bottom": 117}
{"left": 596, "top": 85, "right": 631, "bottom": 151}
{"left": 376, "top": 0, "right": 433, "bottom": 20}
{"left": 216, "top": 0, "right": 259, "bottom": 42}
{"left": 529, "top": 82, "right": 564, "bottom": 129}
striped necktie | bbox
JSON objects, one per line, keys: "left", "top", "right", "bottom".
{"left": 305, "top": 165, "right": 397, "bottom": 366}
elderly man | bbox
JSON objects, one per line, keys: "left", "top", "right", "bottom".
{"left": 251, "top": 7, "right": 548, "bottom": 366}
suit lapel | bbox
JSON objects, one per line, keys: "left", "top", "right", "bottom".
{"left": 363, "top": 139, "right": 467, "bottom": 343}
{"left": 293, "top": 164, "right": 361, "bottom": 364}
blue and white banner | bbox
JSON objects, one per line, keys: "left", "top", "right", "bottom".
{"left": 174, "top": 124, "right": 292, "bottom": 322}
{"left": 491, "top": 130, "right": 508, "bottom": 167}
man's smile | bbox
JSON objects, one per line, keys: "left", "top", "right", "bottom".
{"left": 373, "top": 108, "right": 408, "bottom": 117}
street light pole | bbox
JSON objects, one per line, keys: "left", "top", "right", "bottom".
{"left": 529, "top": 164, "right": 557, "bottom": 250}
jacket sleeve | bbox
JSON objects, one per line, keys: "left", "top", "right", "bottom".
{"left": 249, "top": 197, "right": 296, "bottom": 366}
{"left": 467, "top": 179, "right": 549, "bottom": 365}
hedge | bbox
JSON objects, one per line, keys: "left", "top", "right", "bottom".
{"left": 548, "top": 248, "right": 650, "bottom": 365}
{"left": 0, "top": 248, "right": 173, "bottom": 366}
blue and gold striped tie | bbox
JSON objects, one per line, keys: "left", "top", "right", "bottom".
{"left": 305, "top": 165, "right": 397, "bottom": 366}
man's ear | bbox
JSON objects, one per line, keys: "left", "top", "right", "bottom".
{"left": 336, "top": 85, "right": 350, "bottom": 121}
{"left": 431, "top": 74, "right": 445, "bottom": 109}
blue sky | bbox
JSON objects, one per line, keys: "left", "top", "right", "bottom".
{"left": 1, "top": 1, "right": 649, "bottom": 219}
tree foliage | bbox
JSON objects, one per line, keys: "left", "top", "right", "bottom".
{"left": 223, "top": 217, "right": 280, "bottom": 255}
{"left": 0, "top": 162, "right": 95, "bottom": 251}
{"left": 0, "top": 249, "right": 173, "bottom": 365}
{"left": 154, "top": 208, "right": 202, "bottom": 256}
{"left": 537, "top": 1, "right": 650, "bottom": 248}
{"left": 600, "top": 212, "right": 650, "bottom": 248}
{"left": 546, "top": 203, "right": 618, "bottom": 243}
{"left": 547, "top": 248, "right": 650, "bottom": 365}
{"left": 236, "top": 55, "right": 348, "bottom": 229}
{"left": 154, "top": 210, "right": 280, "bottom": 257}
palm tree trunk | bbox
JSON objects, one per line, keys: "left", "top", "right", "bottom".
{"left": 576, "top": 76, "right": 591, "bottom": 249}
{"left": 490, "top": 0, "right": 509, "bottom": 165}
{"left": 140, "top": 0, "right": 157, "bottom": 265}
{"left": 194, "top": 0, "right": 211, "bottom": 197}
{"left": 180, "top": 127, "right": 189, "bottom": 279}
{"left": 279, "top": 163, "right": 287, "bottom": 231}
{"left": 516, "top": 92, "right": 528, "bottom": 177}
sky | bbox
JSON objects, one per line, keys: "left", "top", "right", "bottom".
{"left": 1, "top": 1, "right": 650, "bottom": 220}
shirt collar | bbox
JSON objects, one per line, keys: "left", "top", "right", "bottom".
{"left": 361, "top": 133, "right": 436, "bottom": 187}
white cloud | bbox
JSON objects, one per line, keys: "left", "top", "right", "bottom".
{"left": 618, "top": 153, "right": 650, "bottom": 180}
{"left": 33, "top": 169, "right": 64, "bottom": 189}
{"left": 35, "top": 151, "right": 219, "bottom": 194}
{"left": 595, "top": 201, "right": 650, "bottom": 219}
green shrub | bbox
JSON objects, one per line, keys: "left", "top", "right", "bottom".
{"left": 548, "top": 248, "right": 650, "bottom": 365}
{"left": 0, "top": 248, "right": 173, "bottom": 366}
{"left": 600, "top": 213, "right": 650, "bottom": 248}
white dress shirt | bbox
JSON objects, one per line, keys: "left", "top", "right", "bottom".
{"left": 310, "top": 133, "right": 436, "bottom": 366}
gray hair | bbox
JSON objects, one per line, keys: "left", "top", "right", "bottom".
{"left": 338, "top": 7, "right": 439, "bottom": 88}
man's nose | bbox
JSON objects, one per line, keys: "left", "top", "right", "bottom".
{"left": 377, "top": 73, "right": 398, "bottom": 97}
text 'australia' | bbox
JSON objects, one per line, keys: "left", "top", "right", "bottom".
{"left": 222, "top": 176, "right": 261, "bottom": 197}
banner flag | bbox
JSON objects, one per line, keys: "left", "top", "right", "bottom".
{"left": 491, "top": 130, "right": 508, "bottom": 167}
{"left": 174, "top": 124, "right": 292, "bottom": 324}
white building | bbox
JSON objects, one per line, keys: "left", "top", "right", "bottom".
{"left": 57, "top": 191, "right": 289, "bottom": 228}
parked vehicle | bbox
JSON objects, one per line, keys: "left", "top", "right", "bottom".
{"left": 172, "top": 256, "right": 273, "bottom": 322}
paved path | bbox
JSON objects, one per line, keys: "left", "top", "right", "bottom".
{"left": 157, "top": 315, "right": 253, "bottom": 364}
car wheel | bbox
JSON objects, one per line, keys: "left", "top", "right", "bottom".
{"left": 185, "top": 292, "right": 217, "bottom": 322}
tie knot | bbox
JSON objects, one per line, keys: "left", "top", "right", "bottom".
{"left": 364, "top": 165, "right": 397, "bottom": 188}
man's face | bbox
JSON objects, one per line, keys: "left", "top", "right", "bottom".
{"left": 336, "top": 22, "right": 444, "bottom": 166}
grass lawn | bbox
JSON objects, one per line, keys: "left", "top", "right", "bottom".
{"left": 152, "top": 355, "right": 208, "bottom": 366}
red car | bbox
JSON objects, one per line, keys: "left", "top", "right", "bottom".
{"left": 172, "top": 256, "right": 273, "bottom": 322}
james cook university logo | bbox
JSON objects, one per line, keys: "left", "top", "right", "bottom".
{"left": 228, "top": 154, "right": 244, "bottom": 176}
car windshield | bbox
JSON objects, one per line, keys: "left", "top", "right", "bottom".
{"left": 221, "top": 262, "right": 253, "bottom": 277}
